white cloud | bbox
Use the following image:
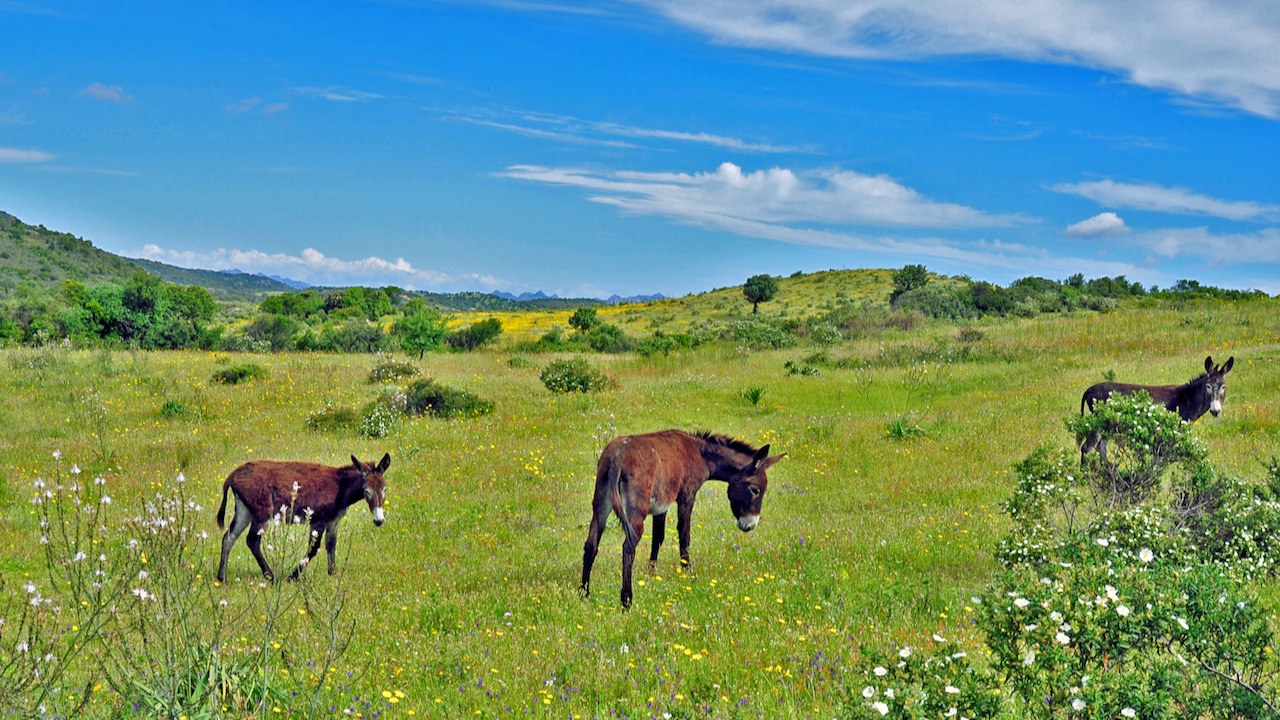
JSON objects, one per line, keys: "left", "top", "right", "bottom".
{"left": 503, "top": 161, "right": 1028, "bottom": 229}
{"left": 79, "top": 83, "right": 132, "bottom": 103}
{"left": 457, "top": 111, "right": 803, "bottom": 153}
{"left": 639, "top": 0, "right": 1280, "bottom": 118}
{"left": 0, "top": 146, "right": 53, "bottom": 163}
{"left": 1066, "top": 212, "right": 1129, "bottom": 238}
{"left": 1053, "top": 180, "right": 1280, "bottom": 221}
{"left": 1139, "top": 226, "right": 1280, "bottom": 262}
{"left": 136, "top": 244, "right": 506, "bottom": 292}
{"left": 292, "top": 86, "right": 383, "bottom": 102}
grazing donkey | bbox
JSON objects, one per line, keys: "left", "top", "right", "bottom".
{"left": 1079, "top": 356, "right": 1234, "bottom": 459}
{"left": 216, "top": 454, "right": 390, "bottom": 583}
{"left": 580, "top": 430, "right": 783, "bottom": 608}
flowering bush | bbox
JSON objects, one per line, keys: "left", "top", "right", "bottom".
{"left": 858, "top": 393, "right": 1280, "bottom": 718}
{"left": 539, "top": 357, "right": 612, "bottom": 393}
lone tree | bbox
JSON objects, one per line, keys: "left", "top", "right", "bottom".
{"left": 743, "top": 274, "right": 779, "bottom": 314}
{"left": 890, "top": 263, "right": 929, "bottom": 302}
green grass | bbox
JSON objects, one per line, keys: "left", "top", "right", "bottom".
{"left": 2, "top": 298, "right": 1279, "bottom": 716}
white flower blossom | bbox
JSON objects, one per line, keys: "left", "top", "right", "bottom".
{"left": 1055, "top": 631, "right": 1071, "bottom": 645}
{"left": 1117, "top": 605, "right": 1131, "bottom": 617}
{"left": 1121, "top": 709, "right": 1136, "bottom": 719}
{"left": 1138, "top": 548, "right": 1154, "bottom": 563}
{"left": 872, "top": 702, "right": 889, "bottom": 716}
{"left": 862, "top": 686, "right": 875, "bottom": 699}
{"left": 873, "top": 666, "right": 887, "bottom": 676}
{"left": 1014, "top": 597, "right": 1030, "bottom": 609}
{"left": 899, "top": 647, "right": 912, "bottom": 659}
{"left": 1072, "top": 698, "right": 1086, "bottom": 711}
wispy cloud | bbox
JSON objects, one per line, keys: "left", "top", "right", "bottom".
{"left": 228, "top": 98, "right": 291, "bottom": 116}
{"left": 79, "top": 83, "right": 132, "bottom": 103}
{"left": 292, "top": 86, "right": 383, "bottom": 102}
{"left": 135, "top": 244, "right": 507, "bottom": 292}
{"left": 1053, "top": 179, "right": 1280, "bottom": 221}
{"left": 1066, "top": 212, "right": 1129, "bottom": 238}
{"left": 0, "top": 146, "right": 53, "bottom": 163}
{"left": 1139, "top": 226, "right": 1280, "bottom": 263}
{"left": 640, "top": 0, "right": 1280, "bottom": 118}
{"left": 504, "top": 161, "right": 1029, "bottom": 230}
{"left": 458, "top": 110, "right": 805, "bottom": 153}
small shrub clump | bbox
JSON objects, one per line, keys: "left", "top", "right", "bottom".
{"left": 306, "top": 404, "right": 360, "bottom": 433}
{"left": 404, "top": 378, "right": 494, "bottom": 418}
{"left": 368, "top": 356, "right": 421, "bottom": 383}
{"left": 359, "top": 390, "right": 405, "bottom": 438}
{"left": 540, "top": 357, "right": 612, "bottom": 393}
{"left": 211, "top": 363, "right": 268, "bottom": 385}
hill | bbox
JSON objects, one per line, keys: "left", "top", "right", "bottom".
{"left": 0, "top": 212, "right": 296, "bottom": 303}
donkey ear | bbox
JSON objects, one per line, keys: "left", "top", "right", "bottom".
{"left": 377, "top": 453, "right": 391, "bottom": 472}
{"left": 351, "top": 455, "right": 363, "bottom": 471}
{"left": 1205, "top": 356, "right": 1214, "bottom": 373}
{"left": 1221, "top": 356, "right": 1234, "bottom": 373}
{"left": 760, "top": 453, "right": 786, "bottom": 470}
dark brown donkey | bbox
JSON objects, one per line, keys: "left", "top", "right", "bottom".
{"left": 216, "top": 454, "right": 390, "bottom": 583}
{"left": 580, "top": 430, "right": 783, "bottom": 608}
{"left": 1079, "top": 355, "right": 1233, "bottom": 459}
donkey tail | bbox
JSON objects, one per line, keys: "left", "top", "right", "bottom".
{"left": 610, "top": 463, "right": 639, "bottom": 550}
{"left": 216, "top": 478, "right": 231, "bottom": 529}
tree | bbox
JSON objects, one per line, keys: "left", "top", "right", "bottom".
{"left": 742, "top": 274, "right": 778, "bottom": 314}
{"left": 890, "top": 264, "right": 929, "bottom": 302}
{"left": 394, "top": 307, "right": 449, "bottom": 359}
{"left": 569, "top": 307, "right": 600, "bottom": 332}
{"left": 445, "top": 317, "right": 503, "bottom": 351}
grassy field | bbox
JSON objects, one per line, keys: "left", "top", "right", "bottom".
{"left": 3, "top": 296, "right": 1279, "bottom": 718}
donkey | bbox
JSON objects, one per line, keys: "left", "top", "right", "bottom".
{"left": 216, "top": 453, "right": 390, "bottom": 583}
{"left": 580, "top": 430, "right": 783, "bottom": 608}
{"left": 1079, "top": 356, "right": 1233, "bottom": 460}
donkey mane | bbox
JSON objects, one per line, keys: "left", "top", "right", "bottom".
{"left": 693, "top": 430, "right": 760, "bottom": 456}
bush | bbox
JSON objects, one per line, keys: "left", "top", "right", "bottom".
{"left": 211, "top": 363, "right": 268, "bottom": 385}
{"left": 853, "top": 392, "right": 1280, "bottom": 718}
{"left": 583, "top": 323, "right": 633, "bottom": 353}
{"left": 540, "top": 357, "right": 611, "bottom": 393}
{"left": 306, "top": 404, "right": 360, "bottom": 432}
{"left": 445, "top": 318, "right": 502, "bottom": 351}
{"left": 892, "top": 285, "right": 978, "bottom": 320}
{"left": 403, "top": 378, "right": 494, "bottom": 418}
{"left": 726, "top": 317, "right": 796, "bottom": 350}
{"left": 359, "top": 391, "right": 405, "bottom": 438}
{"left": 368, "top": 356, "right": 421, "bottom": 383}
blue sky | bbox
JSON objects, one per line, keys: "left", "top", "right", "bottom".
{"left": 3, "top": 1, "right": 1279, "bottom": 298}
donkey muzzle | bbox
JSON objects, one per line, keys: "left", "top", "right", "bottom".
{"left": 737, "top": 514, "right": 759, "bottom": 532}
{"left": 372, "top": 507, "right": 386, "bottom": 526}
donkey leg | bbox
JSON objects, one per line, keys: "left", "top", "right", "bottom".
{"left": 324, "top": 522, "right": 340, "bottom": 575}
{"left": 289, "top": 524, "right": 326, "bottom": 581}
{"left": 217, "top": 496, "right": 253, "bottom": 583}
{"left": 620, "top": 515, "right": 646, "bottom": 609}
{"left": 580, "top": 488, "right": 611, "bottom": 597}
{"left": 245, "top": 525, "right": 276, "bottom": 583}
{"left": 676, "top": 501, "right": 695, "bottom": 567}
{"left": 649, "top": 512, "right": 667, "bottom": 567}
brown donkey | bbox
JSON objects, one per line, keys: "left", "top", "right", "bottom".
{"left": 1079, "top": 355, "right": 1233, "bottom": 459}
{"left": 580, "top": 430, "right": 783, "bottom": 608}
{"left": 216, "top": 454, "right": 390, "bottom": 583}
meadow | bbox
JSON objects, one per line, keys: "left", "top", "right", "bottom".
{"left": 3, "top": 296, "right": 1279, "bottom": 718}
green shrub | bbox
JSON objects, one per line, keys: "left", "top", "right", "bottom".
{"left": 359, "top": 390, "right": 405, "bottom": 437}
{"left": 726, "top": 317, "right": 796, "bottom": 350}
{"left": 508, "top": 354, "right": 535, "bottom": 369}
{"left": 540, "top": 357, "right": 611, "bottom": 393}
{"left": 159, "top": 399, "right": 188, "bottom": 418}
{"left": 404, "top": 378, "right": 494, "bottom": 418}
{"left": 368, "top": 356, "right": 421, "bottom": 383}
{"left": 211, "top": 363, "right": 268, "bottom": 385}
{"left": 306, "top": 404, "right": 360, "bottom": 432}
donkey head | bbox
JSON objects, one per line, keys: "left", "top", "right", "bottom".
{"left": 1203, "top": 355, "right": 1234, "bottom": 417}
{"left": 726, "top": 445, "right": 784, "bottom": 532}
{"left": 351, "top": 453, "right": 391, "bottom": 526}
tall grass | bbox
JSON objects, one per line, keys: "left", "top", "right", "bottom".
{"left": 1, "top": 300, "right": 1277, "bottom": 716}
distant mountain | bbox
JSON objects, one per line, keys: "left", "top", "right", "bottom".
{"left": 128, "top": 259, "right": 301, "bottom": 301}
{"left": 607, "top": 293, "right": 665, "bottom": 305}
{"left": 492, "top": 290, "right": 666, "bottom": 305}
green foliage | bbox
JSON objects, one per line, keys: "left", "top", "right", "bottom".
{"left": 306, "top": 403, "right": 360, "bottom": 432}
{"left": 858, "top": 396, "right": 1280, "bottom": 718}
{"left": 892, "top": 284, "right": 978, "bottom": 320}
{"left": 568, "top": 307, "right": 600, "bottom": 332}
{"left": 403, "top": 378, "right": 495, "bottom": 418}
{"left": 368, "top": 356, "right": 421, "bottom": 383}
{"left": 446, "top": 317, "right": 503, "bottom": 351}
{"left": 741, "top": 386, "right": 766, "bottom": 406}
{"left": 359, "top": 390, "right": 405, "bottom": 437}
{"left": 211, "top": 363, "right": 268, "bottom": 385}
{"left": 393, "top": 306, "right": 449, "bottom": 358}
{"left": 889, "top": 263, "right": 929, "bottom": 302}
{"left": 539, "top": 357, "right": 611, "bottom": 393}
{"left": 743, "top": 273, "right": 779, "bottom": 313}
{"left": 727, "top": 316, "right": 796, "bottom": 350}
{"left": 582, "top": 322, "right": 633, "bottom": 353}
